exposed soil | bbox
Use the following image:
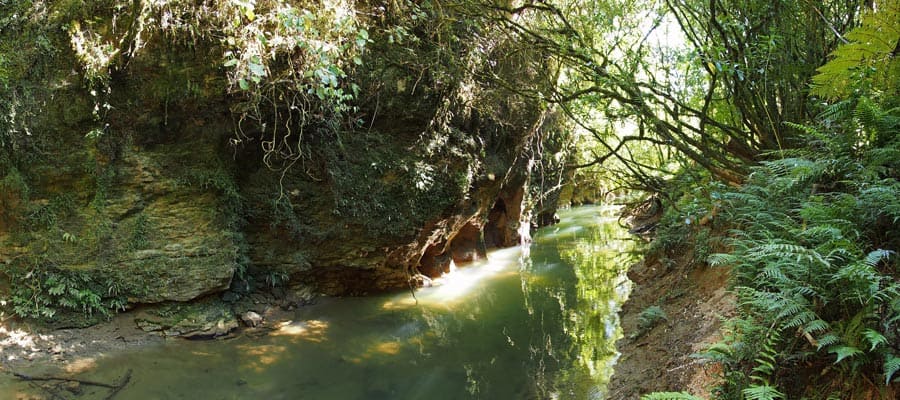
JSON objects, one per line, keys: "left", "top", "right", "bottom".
{"left": 608, "top": 247, "right": 735, "bottom": 398}
{"left": 1, "top": 311, "right": 165, "bottom": 373}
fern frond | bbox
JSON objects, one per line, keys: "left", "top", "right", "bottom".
{"left": 811, "top": 0, "right": 900, "bottom": 99}
{"left": 742, "top": 384, "right": 785, "bottom": 400}
{"left": 804, "top": 319, "right": 829, "bottom": 334}
{"left": 707, "top": 253, "right": 734, "bottom": 267}
{"left": 885, "top": 354, "right": 900, "bottom": 384}
{"left": 829, "top": 345, "right": 863, "bottom": 364}
{"left": 699, "top": 342, "right": 734, "bottom": 362}
{"left": 641, "top": 392, "right": 704, "bottom": 400}
{"left": 761, "top": 264, "right": 787, "bottom": 282}
{"left": 750, "top": 243, "right": 829, "bottom": 268}
{"left": 863, "top": 249, "right": 893, "bottom": 268}
{"left": 862, "top": 329, "right": 887, "bottom": 351}
{"left": 784, "top": 310, "right": 817, "bottom": 329}
{"left": 817, "top": 333, "right": 840, "bottom": 349}
{"left": 817, "top": 99, "right": 855, "bottom": 123}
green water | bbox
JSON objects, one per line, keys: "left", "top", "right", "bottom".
{"left": 6, "top": 205, "right": 636, "bottom": 399}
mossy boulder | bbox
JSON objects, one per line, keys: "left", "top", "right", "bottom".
{"left": 135, "top": 298, "right": 238, "bottom": 339}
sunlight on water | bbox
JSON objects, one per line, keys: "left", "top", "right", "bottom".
{"left": 270, "top": 319, "right": 329, "bottom": 342}
{"left": 393, "top": 246, "right": 524, "bottom": 308}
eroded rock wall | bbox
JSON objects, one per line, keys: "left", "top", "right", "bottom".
{"left": 0, "top": 1, "right": 568, "bottom": 321}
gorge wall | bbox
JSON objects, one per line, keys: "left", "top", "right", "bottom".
{"left": 0, "top": 1, "right": 573, "bottom": 324}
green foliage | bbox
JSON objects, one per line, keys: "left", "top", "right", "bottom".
{"left": 641, "top": 392, "right": 704, "bottom": 400}
{"left": 749, "top": 329, "right": 780, "bottom": 386}
{"left": 695, "top": 92, "right": 900, "bottom": 397}
{"left": 26, "top": 193, "right": 77, "bottom": 229}
{"left": 741, "top": 384, "right": 784, "bottom": 400}
{"left": 646, "top": 171, "right": 725, "bottom": 266}
{"left": 326, "top": 134, "right": 472, "bottom": 238}
{"left": 263, "top": 269, "right": 290, "bottom": 288}
{"left": 812, "top": 1, "right": 900, "bottom": 100}
{"left": 0, "top": 166, "right": 29, "bottom": 201}
{"left": 127, "top": 213, "right": 151, "bottom": 251}
{"left": 637, "top": 305, "right": 668, "bottom": 332}
{"left": 177, "top": 160, "right": 245, "bottom": 231}
{"left": 4, "top": 262, "right": 123, "bottom": 321}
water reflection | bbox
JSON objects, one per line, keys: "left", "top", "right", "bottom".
{"left": 520, "top": 205, "right": 636, "bottom": 399}
{"left": 1, "top": 206, "right": 636, "bottom": 399}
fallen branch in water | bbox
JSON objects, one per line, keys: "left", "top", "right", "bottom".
{"left": 13, "top": 371, "right": 119, "bottom": 388}
{"left": 12, "top": 368, "right": 132, "bottom": 399}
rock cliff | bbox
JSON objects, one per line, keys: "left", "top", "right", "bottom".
{"left": 0, "top": 1, "right": 571, "bottom": 323}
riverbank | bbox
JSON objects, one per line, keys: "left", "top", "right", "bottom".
{"left": 1, "top": 284, "right": 316, "bottom": 376}
{"left": 608, "top": 239, "right": 735, "bottom": 398}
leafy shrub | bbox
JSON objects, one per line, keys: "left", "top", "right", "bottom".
{"left": 4, "top": 263, "right": 123, "bottom": 320}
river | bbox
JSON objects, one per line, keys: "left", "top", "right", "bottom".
{"left": 5, "top": 205, "right": 637, "bottom": 399}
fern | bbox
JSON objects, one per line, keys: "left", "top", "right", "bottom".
{"left": 863, "top": 249, "right": 893, "bottom": 267}
{"left": 885, "top": 354, "right": 900, "bottom": 384}
{"left": 817, "top": 99, "right": 855, "bottom": 124}
{"left": 707, "top": 252, "right": 735, "bottom": 267}
{"left": 742, "top": 384, "right": 785, "bottom": 400}
{"left": 829, "top": 345, "right": 864, "bottom": 364}
{"left": 862, "top": 329, "right": 887, "bottom": 351}
{"left": 804, "top": 319, "right": 830, "bottom": 335}
{"left": 811, "top": 1, "right": 900, "bottom": 99}
{"left": 750, "top": 329, "right": 781, "bottom": 384}
{"left": 640, "top": 392, "right": 704, "bottom": 400}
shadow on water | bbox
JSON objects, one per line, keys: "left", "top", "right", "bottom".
{"left": 2, "top": 205, "right": 638, "bottom": 399}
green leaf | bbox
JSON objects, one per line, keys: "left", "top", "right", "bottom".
{"left": 885, "top": 354, "right": 900, "bottom": 384}
{"left": 640, "top": 392, "right": 703, "bottom": 400}
{"left": 829, "top": 345, "right": 863, "bottom": 363}
{"left": 248, "top": 62, "right": 266, "bottom": 77}
{"left": 238, "top": 78, "right": 249, "bottom": 90}
{"left": 742, "top": 384, "right": 785, "bottom": 400}
{"left": 863, "top": 329, "right": 887, "bottom": 351}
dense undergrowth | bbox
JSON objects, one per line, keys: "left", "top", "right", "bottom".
{"left": 710, "top": 98, "right": 899, "bottom": 398}
{"left": 635, "top": 2, "right": 900, "bottom": 397}
{"left": 642, "top": 97, "right": 898, "bottom": 399}
{"left": 640, "top": 77, "right": 900, "bottom": 400}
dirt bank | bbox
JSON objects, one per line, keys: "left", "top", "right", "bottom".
{"left": 608, "top": 248, "right": 735, "bottom": 398}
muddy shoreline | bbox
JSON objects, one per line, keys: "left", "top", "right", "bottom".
{"left": 607, "top": 249, "right": 733, "bottom": 398}
{"left": 1, "top": 285, "right": 316, "bottom": 376}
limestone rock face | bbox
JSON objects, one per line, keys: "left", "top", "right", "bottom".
{"left": 106, "top": 152, "right": 238, "bottom": 303}
{"left": 0, "top": 14, "right": 242, "bottom": 314}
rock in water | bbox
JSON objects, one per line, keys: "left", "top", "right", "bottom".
{"left": 241, "top": 311, "right": 263, "bottom": 327}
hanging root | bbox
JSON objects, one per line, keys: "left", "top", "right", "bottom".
{"left": 406, "top": 268, "right": 435, "bottom": 305}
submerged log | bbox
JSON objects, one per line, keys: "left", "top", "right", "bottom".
{"left": 12, "top": 369, "right": 132, "bottom": 399}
